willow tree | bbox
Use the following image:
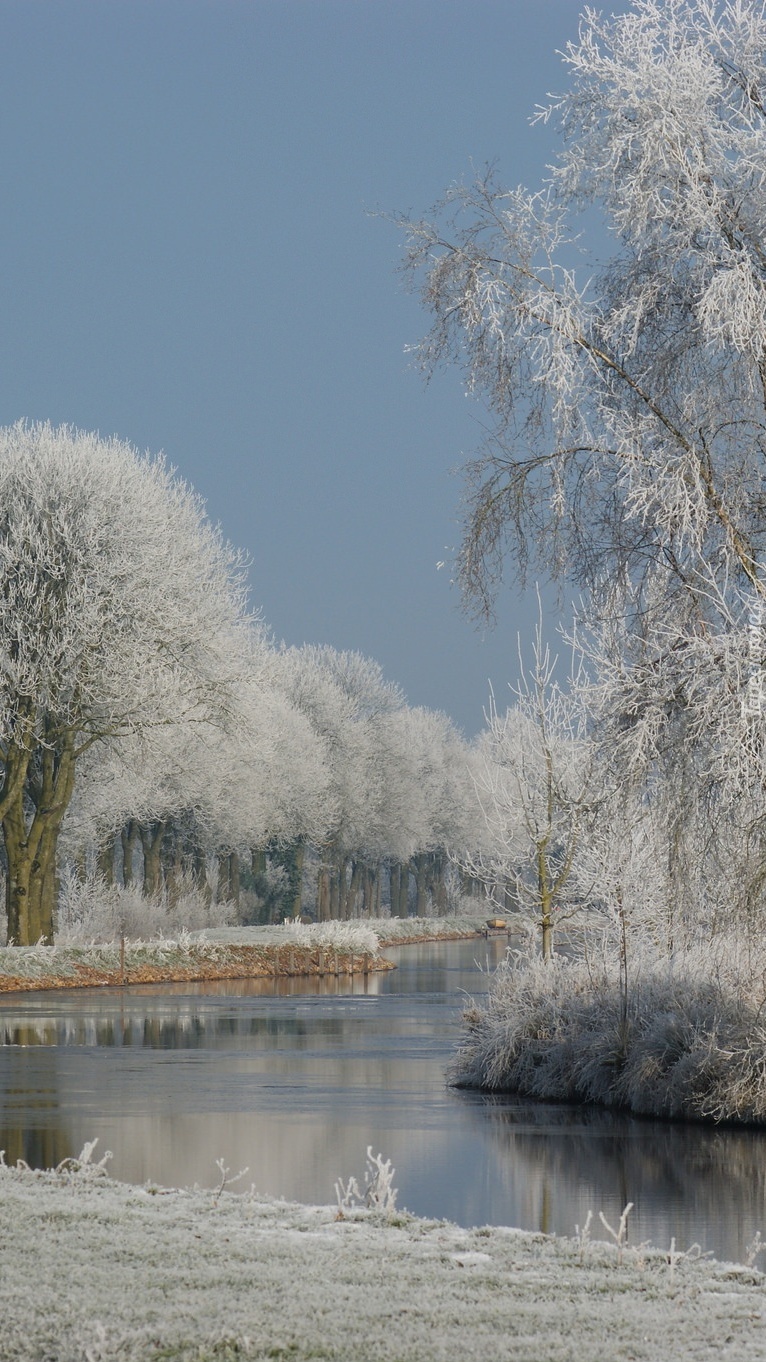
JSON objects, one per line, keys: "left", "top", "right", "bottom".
{"left": 0, "top": 422, "right": 246, "bottom": 944}
{"left": 399, "top": 0, "right": 766, "bottom": 928}
{"left": 401, "top": 0, "right": 766, "bottom": 624}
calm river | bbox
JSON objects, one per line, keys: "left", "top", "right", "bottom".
{"left": 0, "top": 937, "right": 764, "bottom": 1264}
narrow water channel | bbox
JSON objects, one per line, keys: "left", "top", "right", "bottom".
{"left": 0, "top": 937, "right": 764, "bottom": 1264}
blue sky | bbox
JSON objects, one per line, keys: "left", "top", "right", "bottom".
{"left": 0, "top": 0, "right": 585, "bottom": 735}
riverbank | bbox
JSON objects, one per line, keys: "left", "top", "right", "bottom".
{"left": 0, "top": 916, "right": 489, "bottom": 994}
{"left": 2, "top": 1148, "right": 764, "bottom": 1362}
{"left": 451, "top": 943, "right": 766, "bottom": 1126}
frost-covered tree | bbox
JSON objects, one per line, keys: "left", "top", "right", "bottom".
{"left": 398, "top": 0, "right": 766, "bottom": 934}
{"left": 400, "top": 0, "right": 766, "bottom": 626}
{"left": 0, "top": 422, "right": 246, "bottom": 944}
{"left": 276, "top": 644, "right": 407, "bottom": 918}
{"left": 464, "top": 633, "right": 595, "bottom": 958}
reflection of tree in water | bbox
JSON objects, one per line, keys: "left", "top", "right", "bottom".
{"left": 0, "top": 1044, "right": 74, "bottom": 1171}
{"left": 0, "top": 1009, "right": 346, "bottom": 1051}
{"left": 457, "top": 1091, "right": 766, "bottom": 1261}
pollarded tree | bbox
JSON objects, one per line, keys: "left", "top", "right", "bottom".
{"left": 0, "top": 422, "right": 246, "bottom": 944}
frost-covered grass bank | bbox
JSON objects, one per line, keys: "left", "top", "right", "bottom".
{"left": 452, "top": 942, "right": 766, "bottom": 1125}
{"left": 0, "top": 928, "right": 391, "bottom": 995}
{"left": 2, "top": 1149, "right": 765, "bottom": 1362}
{"left": 0, "top": 916, "right": 489, "bottom": 994}
{"left": 200, "top": 914, "right": 490, "bottom": 947}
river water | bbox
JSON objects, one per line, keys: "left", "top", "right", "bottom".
{"left": 0, "top": 936, "right": 764, "bottom": 1264}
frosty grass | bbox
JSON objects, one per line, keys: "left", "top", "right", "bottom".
{"left": 2, "top": 1145, "right": 765, "bottom": 1361}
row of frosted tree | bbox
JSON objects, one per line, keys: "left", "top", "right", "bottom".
{"left": 0, "top": 422, "right": 495, "bottom": 945}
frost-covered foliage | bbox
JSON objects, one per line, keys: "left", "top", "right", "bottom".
{"left": 400, "top": 0, "right": 766, "bottom": 1119}
{"left": 369, "top": 914, "right": 488, "bottom": 943}
{"left": 335, "top": 1147, "right": 399, "bottom": 1217}
{"left": 401, "top": 0, "right": 766, "bottom": 624}
{"left": 280, "top": 919, "right": 380, "bottom": 955}
{"left": 399, "top": 0, "right": 766, "bottom": 915}
{"left": 200, "top": 919, "right": 382, "bottom": 955}
{"left": 0, "top": 930, "right": 225, "bottom": 984}
{"left": 0, "top": 422, "right": 247, "bottom": 945}
{"left": 0, "top": 425, "right": 488, "bottom": 947}
{"left": 460, "top": 627, "right": 595, "bottom": 957}
{"left": 55, "top": 873, "right": 237, "bottom": 945}
{"left": 452, "top": 937, "right": 766, "bottom": 1124}
{"left": 2, "top": 1153, "right": 766, "bottom": 1361}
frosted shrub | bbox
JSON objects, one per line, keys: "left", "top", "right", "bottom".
{"left": 335, "top": 1147, "right": 398, "bottom": 1217}
{"left": 280, "top": 919, "right": 380, "bottom": 956}
{"left": 451, "top": 935, "right": 766, "bottom": 1124}
{"left": 56, "top": 872, "right": 238, "bottom": 945}
{"left": 2, "top": 1138, "right": 112, "bottom": 1180}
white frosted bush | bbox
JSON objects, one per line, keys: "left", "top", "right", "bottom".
{"left": 56, "top": 872, "right": 238, "bottom": 945}
{"left": 280, "top": 920, "right": 380, "bottom": 956}
{"left": 451, "top": 935, "right": 766, "bottom": 1124}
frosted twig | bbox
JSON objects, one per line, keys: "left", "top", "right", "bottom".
{"left": 55, "top": 1139, "right": 113, "bottom": 1180}
{"left": 574, "top": 1209, "right": 593, "bottom": 1263}
{"left": 746, "top": 1231, "right": 765, "bottom": 1268}
{"left": 667, "top": 1238, "right": 709, "bottom": 1285}
{"left": 335, "top": 1148, "right": 399, "bottom": 1218}
{"left": 598, "top": 1202, "right": 633, "bottom": 1265}
{"left": 363, "top": 1148, "right": 398, "bottom": 1214}
{"left": 211, "top": 1156, "right": 249, "bottom": 1206}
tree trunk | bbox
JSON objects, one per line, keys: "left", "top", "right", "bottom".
{"left": 162, "top": 824, "right": 187, "bottom": 907}
{"left": 217, "top": 851, "right": 241, "bottom": 906}
{"left": 459, "top": 870, "right": 482, "bottom": 901}
{"left": 537, "top": 843, "right": 553, "bottom": 962}
{"left": 139, "top": 821, "right": 165, "bottom": 898}
{"left": 3, "top": 736, "right": 76, "bottom": 945}
{"left": 329, "top": 854, "right": 343, "bottom": 920}
{"left": 343, "top": 859, "right": 363, "bottom": 918}
{"left": 395, "top": 862, "right": 410, "bottom": 917}
{"left": 291, "top": 841, "right": 305, "bottom": 919}
{"left": 97, "top": 835, "right": 115, "bottom": 886}
{"left": 362, "top": 864, "right": 377, "bottom": 916}
{"left": 428, "top": 851, "right": 448, "bottom": 914}
{"left": 121, "top": 820, "right": 139, "bottom": 888}
{"left": 192, "top": 844, "right": 212, "bottom": 905}
{"left": 317, "top": 866, "right": 331, "bottom": 922}
{"left": 389, "top": 862, "right": 401, "bottom": 917}
{"left": 229, "top": 851, "right": 240, "bottom": 910}
{"left": 413, "top": 855, "right": 429, "bottom": 917}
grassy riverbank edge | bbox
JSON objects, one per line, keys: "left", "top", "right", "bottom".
{"left": 450, "top": 944, "right": 766, "bottom": 1127}
{"left": 0, "top": 915, "right": 492, "bottom": 994}
{"left": 2, "top": 1151, "right": 765, "bottom": 1362}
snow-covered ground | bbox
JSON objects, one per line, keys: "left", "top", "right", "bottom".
{"left": 197, "top": 914, "right": 489, "bottom": 949}
{"left": 2, "top": 1146, "right": 765, "bottom": 1361}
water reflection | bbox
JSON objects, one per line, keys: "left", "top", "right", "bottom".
{"left": 0, "top": 937, "right": 764, "bottom": 1263}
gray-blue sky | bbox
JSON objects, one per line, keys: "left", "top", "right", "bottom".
{"left": 0, "top": 0, "right": 585, "bottom": 735}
